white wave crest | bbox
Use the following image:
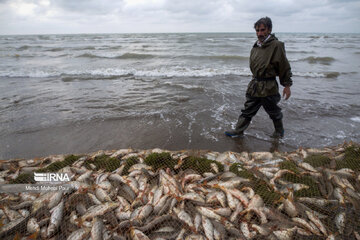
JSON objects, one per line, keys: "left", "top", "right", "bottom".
{"left": 350, "top": 116, "right": 360, "bottom": 123}
{"left": 0, "top": 67, "right": 252, "bottom": 78}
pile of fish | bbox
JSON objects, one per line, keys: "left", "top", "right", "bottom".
{"left": 0, "top": 142, "right": 359, "bottom": 240}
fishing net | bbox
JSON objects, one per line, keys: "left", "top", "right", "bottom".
{"left": 0, "top": 141, "right": 359, "bottom": 240}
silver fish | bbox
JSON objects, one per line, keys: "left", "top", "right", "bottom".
{"left": 306, "top": 210, "right": 327, "bottom": 236}
{"left": 48, "top": 191, "right": 63, "bottom": 209}
{"left": 202, "top": 216, "right": 214, "bottom": 240}
{"left": 154, "top": 226, "right": 176, "bottom": 233}
{"left": 2, "top": 205, "right": 22, "bottom": 221}
{"left": 240, "top": 221, "right": 255, "bottom": 240}
{"left": 47, "top": 201, "right": 64, "bottom": 237}
{"left": 212, "top": 177, "right": 250, "bottom": 188}
{"left": 95, "top": 187, "right": 112, "bottom": 202}
{"left": 334, "top": 187, "right": 345, "bottom": 204}
{"left": 272, "top": 227, "right": 297, "bottom": 240}
{"left": 19, "top": 192, "right": 37, "bottom": 202}
{"left": 130, "top": 227, "right": 150, "bottom": 240}
{"left": 247, "top": 194, "right": 264, "bottom": 209}
{"left": 173, "top": 207, "right": 194, "bottom": 229}
{"left": 345, "top": 187, "right": 360, "bottom": 200}
{"left": 157, "top": 197, "right": 172, "bottom": 216}
{"left": 70, "top": 166, "right": 88, "bottom": 175}
{"left": 258, "top": 169, "right": 274, "bottom": 179}
{"left": 251, "top": 224, "right": 270, "bottom": 236}
{"left": 9, "top": 201, "right": 32, "bottom": 210}
{"left": 299, "top": 162, "right": 318, "bottom": 172}
{"left": 181, "top": 174, "right": 202, "bottom": 189}
{"left": 116, "top": 210, "right": 131, "bottom": 221}
{"left": 0, "top": 216, "right": 24, "bottom": 237}
{"left": 153, "top": 195, "right": 168, "bottom": 215}
{"left": 97, "top": 180, "right": 113, "bottom": 191}
{"left": 354, "top": 231, "right": 360, "bottom": 240}
{"left": 152, "top": 186, "right": 164, "bottom": 206}
{"left": 206, "top": 191, "right": 226, "bottom": 208}
{"left": 116, "top": 196, "right": 131, "bottom": 211}
{"left": 182, "top": 192, "right": 205, "bottom": 203}
{"left": 213, "top": 208, "right": 232, "bottom": 217}
{"left": 136, "top": 204, "right": 153, "bottom": 222}
{"left": 108, "top": 173, "right": 126, "bottom": 183}
{"left": 213, "top": 225, "right": 221, "bottom": 240}
{"left": 341, "top": 178, "right": 355, "bottom": 191}
{"left": 128, "top": 163, "right": 152, "bottom": 172}
{"left": 81, "top": 202, "right": 119, "bottom": 221}
{"left": 210, "top": 163, "right": 219, "bottom": 173}
{"left": 335, "top": 168, "right": 355, "bottom": 178}
{"left": 291, "top": 217, "right": 321, "bottom": 236}
{"left": 91, "top": 217, "right": 104, "bottom": 240}
{"left": 77, "top": 170, "right": 92, "bottom": 182}
{"left": 31, "top": 191, "right": 56, "bottom": 213}
{"left": 230, "top": 204, "right": 243, "bottom": 223}
{"left": 297, "top": 197, "right": 338, "bottom": 207}
{"left": 225, "top": 188, "right": 249, "bottom": 207}
{"left": 123, "top": 176, "right": 139, "bottom": 194}
{"left": 219, "top": 171, "right": 237, "bottom": 181}
{"left": 76, "top": 202, "right": 87, "bottom": 216}
{"left": 243, "top": 208, "right": 268, "bottom": 224}
{"left": 67, "top": 228, "right": 90, "bottom": 240}
{"left": 19, "top": 209, "right": 30, "bottom": 218}
{"left": 196, "top": 206, "right": 223, "bottom": 222}
{"left": 27, "top": 217, "right": 40, "bottom": 234}
{"left": 335, "top": 211, "right": 345, "bottom": 234}
{"left": 70, "top": 211, "right": 78, "bottom": 226}
{"left": 284, "top": 192, "right": 298, "bottom": 218}
{"left": 88, "top": 193, "right": 103, "bottom": 205}
{"left": 185, "top": 234, "right": 206, "bottom": 240}
{"left": 332, "top": 175, "right": 348, "bottom": 189}
{"left": 194, "top": 213, "right": 202, "bottom": 232}
{"left": 225, "top": 190, "right": 239, "bottom": 210}
{"left": 95, "top": 172, "right": 109, "bottom": 184}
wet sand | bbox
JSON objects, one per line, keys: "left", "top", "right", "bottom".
{"left": 0, "top": 117, "right": 294, "bottom": 160}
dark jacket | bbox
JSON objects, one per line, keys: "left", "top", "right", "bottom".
{"left": 246, "top": 34, "right": 293, "bottom": 97}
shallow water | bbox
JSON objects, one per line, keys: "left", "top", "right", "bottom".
{"left": 1, "top": 33, "right": 359, "bottom": 159}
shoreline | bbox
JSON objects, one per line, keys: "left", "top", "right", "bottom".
{"left": 1, "top": 140, "right": 358, "bottom": 163}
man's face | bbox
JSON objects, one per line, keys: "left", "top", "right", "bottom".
{"left": 255, "top": 24, "right": 271, "bottom": 43}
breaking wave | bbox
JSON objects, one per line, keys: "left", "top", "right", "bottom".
{"left": 293, "top": 71, "right": 340, "bottom": 78}
{"left": 76, "top": 52, "right": 155, "bottom": 59}
{"left": 0, "top": 68, "right": 343, "bottom": 79}
{"left": 291, "top": 56, "right": 335, "bottom": 64}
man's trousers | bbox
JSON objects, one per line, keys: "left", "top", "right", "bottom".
{"left": 240, "top": 94, "right": 283, "bottom": 121}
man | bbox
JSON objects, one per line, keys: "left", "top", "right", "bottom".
{"left": 225, "top": 17, "right": 292, "bottom": 138}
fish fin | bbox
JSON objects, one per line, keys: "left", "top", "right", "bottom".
{"left": 27, "top": 231, "right": 39, "bottom": 240}
{"left": 13, "top": 232, "right": 22, "bottom": 240}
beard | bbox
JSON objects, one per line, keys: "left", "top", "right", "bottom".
{"left": 258, "top": 35, "right": 267, "bottom": 42}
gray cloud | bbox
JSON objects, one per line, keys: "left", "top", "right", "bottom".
{"left": 50, "top": 0, "right": 124, "bottom": 15}
{"left": 0, "top": 0, "right": 359, "bottom": 34}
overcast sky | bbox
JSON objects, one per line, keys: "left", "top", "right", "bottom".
{"left": 1, "top": 0, "right": 360, "bottom": 35}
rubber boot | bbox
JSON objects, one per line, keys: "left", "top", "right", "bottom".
{"left": 271, "top": 119, "right": 284, "bottom": 138}
{"left": 225, "top": 117, "right": 251, "bottom": 137}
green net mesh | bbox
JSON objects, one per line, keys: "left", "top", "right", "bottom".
{"left": 0, "top": 142, "right": 359, "bottom": 240}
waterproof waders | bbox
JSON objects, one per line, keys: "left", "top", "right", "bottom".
{"left": 271, "top": 119, "right": 284, "bottom": 138}
{"left": 224, "top": 117, "right": 251, "bottom": 137}
{"left": 225, "top": 94, "right": 284, "bottom": 138}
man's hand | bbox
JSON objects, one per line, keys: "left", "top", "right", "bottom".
{"left": 283, "top": 86, "right": 291, "bottom": 100}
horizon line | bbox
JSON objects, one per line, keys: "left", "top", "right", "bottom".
{"left": 1, "top": 31, "right": 359, "bottom": 36}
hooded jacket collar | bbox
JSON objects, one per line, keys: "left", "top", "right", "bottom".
{"left": 253, "top": 34, "right": 278, "bottom": 48}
